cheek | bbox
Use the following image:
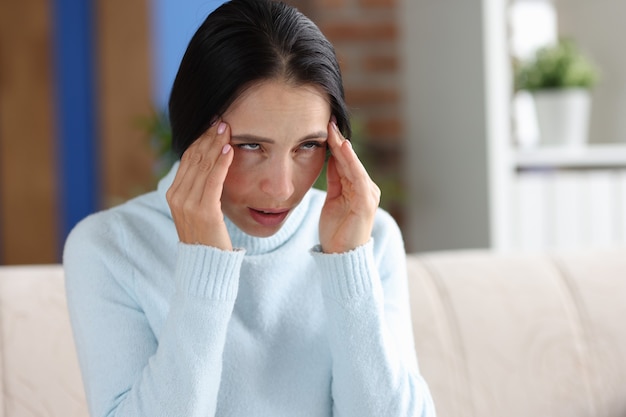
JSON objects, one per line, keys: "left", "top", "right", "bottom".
{"left": 296, "top": 152, "right": 326, "bottom": 186}
{"left": 310, "top": 153, "right": 326, "bottom": 176}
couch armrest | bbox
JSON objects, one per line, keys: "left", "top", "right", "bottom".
{"left": 0, "top": 265, "right": 88, "bottom": 417}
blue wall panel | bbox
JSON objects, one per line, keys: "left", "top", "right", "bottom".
{"left": 151, "top": 0, "right": 222, "bottom": 110}
{"left": 53, "top": 0, "right": 99, "bottom": 246}
{"left": 52, "top": 0, "right": 222, "bottom": 250}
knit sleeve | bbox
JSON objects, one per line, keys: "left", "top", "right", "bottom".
{"left": 64, "top": 213, "right": 244, "bottom": 417}
{"left": 310, "top": 210, "right": 436, "bottom": 417}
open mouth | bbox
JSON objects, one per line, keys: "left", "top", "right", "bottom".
{"left": 248, "top": 208, "right": 290, "bottom": 227}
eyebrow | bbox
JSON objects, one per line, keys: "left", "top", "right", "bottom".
{"left": 230, "top": 131, "right": 328, "bottom": 144}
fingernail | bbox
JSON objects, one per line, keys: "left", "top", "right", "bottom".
{"left": 210, "top": 116, "right": 218, "bottom": 127}
{"left": 217, "top": 122, "right": 227, "bottom": 135}
{"left": 222, "top": 144, "right": 231, "bottom": 154}
{"left": 345, "top": 139, "right": 352, "bottom": 148}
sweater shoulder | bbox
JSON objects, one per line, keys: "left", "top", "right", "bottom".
{"left": 371, "top": 207, "right": 406, "bottom": 281}
{"left": 63, "top": 190, "right": 168, "bottom": 270}
{"left": 373, "top": 207, "right": 405, "bottom": 250}
{"left": 64, "top": 205, "right": 126, "bottom": 260}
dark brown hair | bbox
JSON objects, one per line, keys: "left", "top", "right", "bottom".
{"left": 168, "top": 0, "right": 351, "bottom": 158}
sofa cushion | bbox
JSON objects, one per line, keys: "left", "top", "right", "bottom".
{"left": 554, "top": 250, "right": 626, "bottom": 416}
{"left": 407, "top": 248, "right": 626, "bottom": 417}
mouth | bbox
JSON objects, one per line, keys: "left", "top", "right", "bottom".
{"left": 248, "top": 207, "right": 290, "bottom": 227}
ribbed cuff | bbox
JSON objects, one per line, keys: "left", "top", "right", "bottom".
{"left": 175, "top": 243, "right": 245, "bottom": 301}
{"left": 311, "top": 239, "right": 376, "bottom": 300}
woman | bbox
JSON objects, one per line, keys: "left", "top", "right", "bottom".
{"left": 64, "top": 0, "right": 436, "bottom": 416}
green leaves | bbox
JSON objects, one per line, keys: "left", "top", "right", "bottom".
{"left": 515, "top": 38, "right": 599, "bottom": 91}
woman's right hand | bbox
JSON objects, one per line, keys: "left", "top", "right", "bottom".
{"left": 166, "top": 121, "right": 234, "bottom": 251}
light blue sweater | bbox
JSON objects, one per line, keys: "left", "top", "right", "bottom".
{"left": 64, "top": 163, "right": 436, "bottom": 417}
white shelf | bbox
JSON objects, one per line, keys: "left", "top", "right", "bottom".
{"left": 515, "top": 143, "right": 626, "bottom": 170}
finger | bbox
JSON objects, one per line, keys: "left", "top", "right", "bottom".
{"left": 200, "top": 124, "right": 234, "bottom": 204}
{"left": 325, "top": 156, "right": 342, "bottom": 199}
{"left": 169, "top": 120, "right": 221, "bottom": 197}
{"left": 201, "top": 143, "right": 233, "bottom": 206}
{"left": 340, "top": 140, "right": 369, "bottom": 181}
{"left": 177, "top": 122, "right": 227, "bottom": 187}
{"left": 326, "top": 121, "right": 348, "bottom": 178}
{"left": 184, "top": 122, "right": 230, "bottom": 201}
{"left": 327, "top": 121, "right": 369, "bottom": 184}
{"left": 326, "top": 119, "right": 345, "bottom": 153}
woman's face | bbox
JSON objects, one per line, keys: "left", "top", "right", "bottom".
{"left": 220, "top": 80, "right": 331, "bottom": 237}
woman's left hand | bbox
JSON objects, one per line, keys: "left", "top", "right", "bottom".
{"left": 319, "top": 120, "right": 381, "bottom": 253}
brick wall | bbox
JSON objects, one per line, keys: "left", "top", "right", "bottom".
{"left": 288, "top": 0, "right": 405, "bottom": 226}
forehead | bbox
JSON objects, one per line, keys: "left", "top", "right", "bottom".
{"left": 222, "top": 80, "right": 331, "bottom": 140}
{"left": 225, "top": 80, "right": 329, "bottom": 117}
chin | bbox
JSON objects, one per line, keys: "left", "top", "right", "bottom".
{"left": 229, "top": 216, "right": 283, "bottom": 238}
{"left": 244, "top": 224, "right": 284, "bottom": 238}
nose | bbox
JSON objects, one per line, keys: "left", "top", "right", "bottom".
{"left": 259, "top": 156, "right": 295, "bottom": 201}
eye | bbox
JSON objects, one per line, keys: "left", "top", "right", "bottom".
{"left": 237, "top": 143, "right": 260, "bottom": 151}
{"left": 299, "top": 141, "right": 324, "bottom": 151}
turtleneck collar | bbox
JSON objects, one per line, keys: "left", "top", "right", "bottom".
{"left": 158, "top": 161, "right": 312, "bottom": 255}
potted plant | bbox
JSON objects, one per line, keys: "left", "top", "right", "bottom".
{"left": 515, "top": 38, "right": 599, "bottom": 147}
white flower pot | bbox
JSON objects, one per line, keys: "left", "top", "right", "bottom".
{"left": 532, "top": 88, "right": 591, "bottom": 148}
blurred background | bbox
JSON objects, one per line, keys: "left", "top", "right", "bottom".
{"left": 1, "top": 0, "right": 626, "bottom": 265}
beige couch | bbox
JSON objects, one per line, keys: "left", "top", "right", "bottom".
{"left": 0, "top": 247, "right": 624, "bottom": 417}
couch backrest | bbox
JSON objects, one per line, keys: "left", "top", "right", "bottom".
{"left": 407, "top": 248, "right": 626, "bottom": 417}
{"left": 0, "top": 265, "right": 88, "bottom": 417}
{"left": 1, "top": 248, "right": 624, "bottom": 417}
